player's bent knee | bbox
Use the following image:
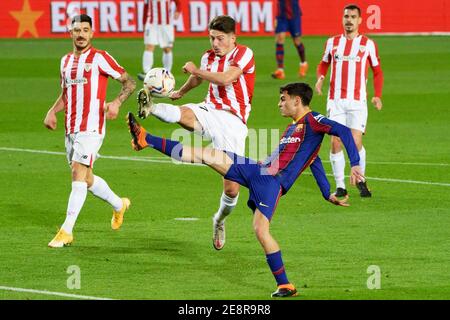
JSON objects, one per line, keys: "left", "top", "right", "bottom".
{"left": 223, "top": 181, "right": 240, "bottom": 198}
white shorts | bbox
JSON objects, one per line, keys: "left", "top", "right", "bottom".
{"left": 327, "top": 99, "right": 368, "bottom": 133}
{"left": 184, "top": 102, "right": 248, "bottom": 156}
{"left": 65, "top": 132, "right": 104, "bottom": 168}
{"left": 144, "top": 23, "right": 174, "bottom": 48}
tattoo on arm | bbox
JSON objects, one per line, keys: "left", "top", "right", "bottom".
{"left": 116, "top": 72, "right": 136, "bottom": 104}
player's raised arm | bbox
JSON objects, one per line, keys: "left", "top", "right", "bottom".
{"left": 170, "top": 72, "right": 203, "bottom": 100}
{"left": 44, "top": 93, "right": 65, "bottom": 130}
{"left": 184, "top": 61, "right": 243, "bottom": 86}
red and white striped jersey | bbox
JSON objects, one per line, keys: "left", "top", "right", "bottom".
{"left": 200, "top": 44, "right": 255, "bottom": 124}
{"left": 60, "top": 47, "right": 125, "bottom": 135}
{"left": 144, "top": 0, "right": 180, "bottom": 25}
{"left": 320, "top": 34, "right": 381, "bottom": 101}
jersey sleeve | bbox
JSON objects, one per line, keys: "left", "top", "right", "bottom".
{"left": 60, "top": 56, "right": 66, "bottom": 88}
{"left": 317, "top": 38, "right": 333, "bottom": 78}
{"left": 367, "top": 40, "right": 384, "bottom": 97}
{"left": 229, "top": 46, "right": 255, "bottom": 74}
{"left": 97, "top": 51, "right": 125, "bottom": 79}
{"left": 309, "top": 113, "right": 360, "bottom": 167}
{"left": 309, "top": 156, "right": 331, "bottom": 200}
{"left": 367, "top": 39, "right": 381, "bottom": 68}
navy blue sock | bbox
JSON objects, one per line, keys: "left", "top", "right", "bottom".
{"left": 145, "top": 134, "right": 183, "bottom": 161}
{"left": 266, "top": 251, "right": 289, "bottom": 286}
{"left": 296, "top": 43, "right": 306, "bottom": 63}
{"left": 276, "top": 43, "right": 284, "bottom": 69}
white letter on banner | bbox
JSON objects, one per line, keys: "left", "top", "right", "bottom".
{"left": 137, "top": 0, "right": 144, "bottom": 32}
{"left": 82, "top": 2, "right": 99, "bottom": 31}
{"left": 100, "top": 1, "right": 119, "bottom": 33}
{"left": 251, "top": 1, "right": 273, "bottom": 32}
{"left": 209, "top": 1, "right": 224, "bottom": 21}
{"left": 121, "top": 1, "right": 135, "bottom": 32}
{"left": 227, "top": 2, "right": 249, "bottom": 32}
{"left": 190, "top": 1, "right": 208, "bottom": 32}
{"left": 51, "top": 2, "right": 66, "bottom": 33}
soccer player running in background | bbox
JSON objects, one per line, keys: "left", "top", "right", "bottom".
{"left": 44, "top": 14, "right": 136, "bottom": 247}
{"left": 136, "top": 15, "right": 255, "bottom": 251}
{"left": 272, "top": 0, "right": 308, "bottom": 80}
{"left": 137, "top": 0, "right": 181, "bottom": 80}
{"left": 126, "top": 82, "right": 364, "bottom": 297}
{"left": 315, "top": 4, "right": 384, "bottom": 198}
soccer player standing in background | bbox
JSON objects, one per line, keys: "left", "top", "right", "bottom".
{"left": 138, "top": 0, "right": 181, "bottom": 80}
{"left": 315, "top": 4, "right": 384, "bottom": 197}
{"left": 272, "top": 0, "right": 308, "bottom": 80}
{"left": 136, "top": 16, "right": 255, "bottom": 251}
{"left": 44, "top": 14, "right": 136, "bottom": 247}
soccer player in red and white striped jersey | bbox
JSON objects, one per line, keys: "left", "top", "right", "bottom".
{"left": 136, "top": 16, "right": 255, "bottom": 250}
{"left": 315, "top": 4, "right": 384, "bottom": 198}
{"left": 138, "top": 0, "right": 181, "bottom": 80}
{"left": 44, "top": 14, "right": 136, "bottom": 248}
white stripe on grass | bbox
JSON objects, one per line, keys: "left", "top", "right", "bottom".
{"left": 0, "top": 285, "right": 114, "bottom": 300}
{"left": 1, "top": 147, "right": 449, "bottom": 187}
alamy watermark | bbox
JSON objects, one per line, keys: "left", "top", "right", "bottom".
{"left": 67, "top": 265, "right": 81, "bottom": 290}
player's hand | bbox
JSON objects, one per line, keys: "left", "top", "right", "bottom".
{"left": 372, "top": 97, "right": 382, "bottom": 110}
{"left": 183, "top": 61, "right": 198, "bottom": 75}
{"left": 328, "top": 193, "right": 349, "bottom": 207}
{"left": 350, "top": 165, "right": 365, "bottom": 186}
{"left": 174, "top": 11, "right": 181, "bottom": 20}
{"left": 105, "top": 100, "right": 121, "bottom": 120}
{"left": 169, "top": 90, "right": 183, "bottom": 100}
{"left": 44, "top": 111, "right": 57, "bottom": 130}
{"left": 315, "top": 76, "right": 325, "bottom": 95}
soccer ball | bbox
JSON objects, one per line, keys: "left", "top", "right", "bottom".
{"left": 143, "top": 68, "right": 175, "bottom": 98}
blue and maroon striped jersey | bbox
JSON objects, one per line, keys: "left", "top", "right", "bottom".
{"left": 261, "top": 111, "right": 360, "bottom": 198}
{"left": 276, "top": 0, "right": 302, "bottom": 19}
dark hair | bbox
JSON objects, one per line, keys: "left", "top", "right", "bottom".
{"left": 344, "top": 4, "right": 361, "bottom": 16}
{"left": 71, "top": 14, "right": 92, "bottom": 27}
{"left": 208, "top": 15, "right": 236, "bottom": 34}
{"left": 279, "top": 83, "right": 313, "bottom": 106}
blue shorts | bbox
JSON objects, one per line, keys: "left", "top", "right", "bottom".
{"left": 224, "top": 153, "right": 283, "bottom": 221}
{"left": 275, "top": 16, "right": 302, "bottom": 37}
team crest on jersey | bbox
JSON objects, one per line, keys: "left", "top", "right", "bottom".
{"left": 359, "top": 46, "right": 366, "bottom": 53}
{"left": 84, "top": 63, "right": 92, "bottom": 72}
{"left": 295, "top": 124, "right": 304, "bottom": 132}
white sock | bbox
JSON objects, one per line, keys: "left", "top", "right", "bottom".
{"left": 61, "top": 181, "right": 88, "bottom": 234}
{"left": 213, "top": 193, "right": 239, "bottom": 223}
{"left": 359, "top": 146, "right": 366, "bottom": 177}
{"left": 88, "top": 175, "right": 123, "bottom": 211}
{"left": 162, "top": 51, "right": 173, "bottom": 72}
{"left": 330, "top": 151, "right": 346, "bottom": 189}
{"left": 143, "top": 50, "right": 154, "bottom": 73}
{"left": 151, "top": 103, "right": 181, "bottom": 123}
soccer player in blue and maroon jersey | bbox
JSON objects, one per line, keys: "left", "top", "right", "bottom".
{"left": 126, "top": 83, "right": 364, "bottom": 298}
{"left": 272, "top": 0, "right": 308, "bottom": 80}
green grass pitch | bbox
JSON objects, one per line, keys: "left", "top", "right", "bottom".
{"left": 0, "top": 35, "right": 449, "bottom": 300}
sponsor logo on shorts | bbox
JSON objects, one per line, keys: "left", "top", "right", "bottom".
{"left": 81, "top": 155, "right": 88, "bottom": 159}
{"left": 259, "top": 202, "right": 269, "bottom": 208}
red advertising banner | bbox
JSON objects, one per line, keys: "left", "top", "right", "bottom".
{"left": 2, "top": 0, "right": 450, "bottom": 39}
